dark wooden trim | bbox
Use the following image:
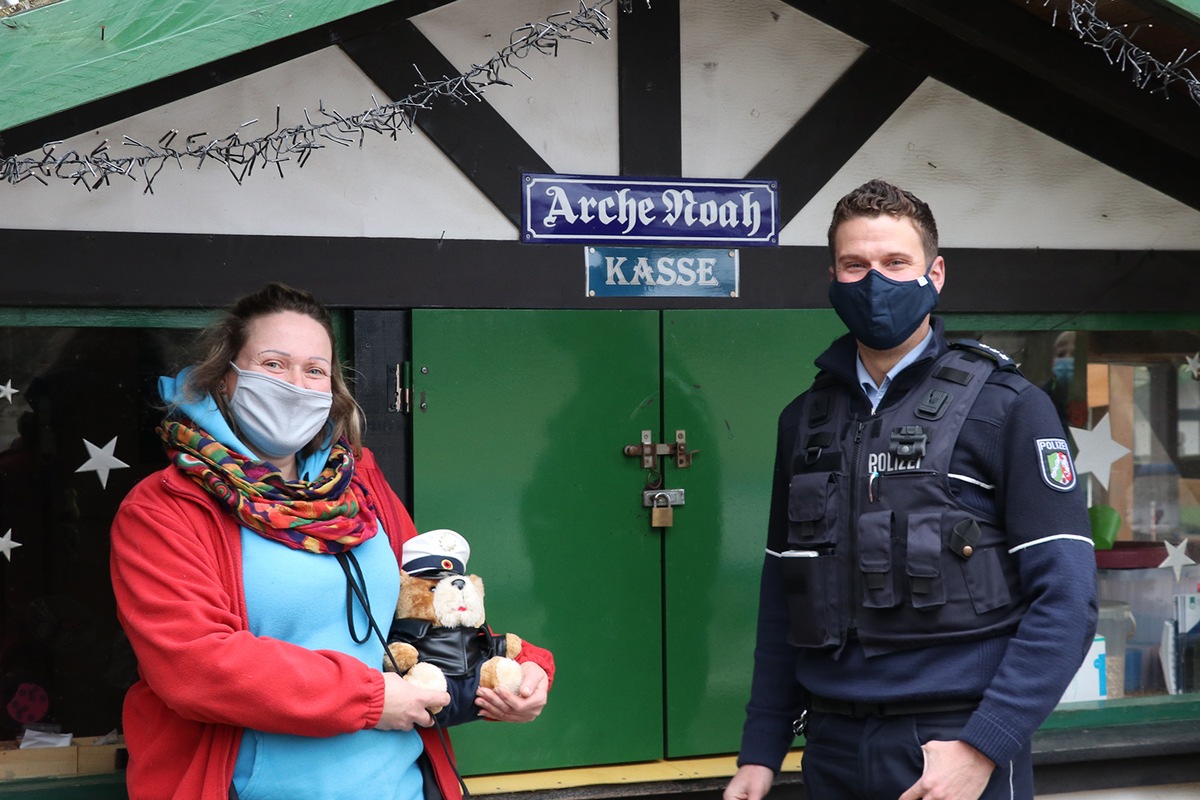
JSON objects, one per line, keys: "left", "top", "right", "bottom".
{"left": 618, "top": 0, "right": 682, "bottom": 176}
{"left": 780, "top": 0, "right": 1200, "bottom": 212}
{"left": 3, "top": 229, "right": 1199, "bottom": 314}
{"left": 745, "top": 48, "right": 925, "bottom": 225}
{"left": 1032, "top": 720, "right": 1200, "bottom": 793}
{"left": 0, "top": 2, "right": 457, "bottom": 159}
{"left": 339, "top": 20, "right": 551, "bottom": 226}
{"left": 1129, "top": 0, "right": 1200, "bottom": 42}
{"left": 352, "top": 309, "right": 414, "bottom": 508}
{"left": 890, "top": 0, "right": 1199, "bottom": 155}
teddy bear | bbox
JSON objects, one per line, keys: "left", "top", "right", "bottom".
{"left": 384, "top": 529, "right": 524, "bottom": 718}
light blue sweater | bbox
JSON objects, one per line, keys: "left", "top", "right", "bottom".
{"left": 160, "top": 371, "right": 424, "bottom": 800}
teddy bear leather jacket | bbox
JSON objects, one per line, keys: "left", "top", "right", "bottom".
{"left": 388, "top": 619, "right": 509, "bottom": 678}
{"left": 110, "top": 447, "right": 555, "bottom": 800}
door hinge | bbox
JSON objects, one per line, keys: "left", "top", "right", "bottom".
{"left": 389, "top": 362, "right": 412, "bottom": 414}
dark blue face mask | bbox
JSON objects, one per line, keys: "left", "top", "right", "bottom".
{"left": 827, "top": 263, "right": 939, "bottom": 351}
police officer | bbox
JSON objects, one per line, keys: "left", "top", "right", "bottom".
{"left": 724, "top": 180, "right": 1098, "bottom": 800}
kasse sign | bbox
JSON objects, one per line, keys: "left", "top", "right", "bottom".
{"left": 522, "top": 174, "right": 778, "bottom": 246}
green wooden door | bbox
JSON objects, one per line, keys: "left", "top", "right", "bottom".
{"left": 660, "top": 310, "right": 843, "bottom": 756}
{"left": 410, "top": 309, "right": 839, "bottom": 772}
{"left": 411, "top": 310, "right": 663, "bottom": 772}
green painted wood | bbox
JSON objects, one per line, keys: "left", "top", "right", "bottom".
{"left": 1160, "top": 0, "right": 1200, "bottom": 23}
{"left": 942, "top": 313, "right": 1200, "bottom": 331}
{"left": 0, "top": 773, "right": 128, "bottom": 798}
{"left": 1041, "top": 694, "right": 1200, "bottom": 730}
{"left": 0, "top": 308, "right": 219, "bottom": 328}
{"left": 0, "top": 0, "right": 393, "bottom": 132}
{"left": 660, "top": 309, "right": 844, "bottom": 757}
{"left": 411, "top": 309, "right": 664, "bottom": 773}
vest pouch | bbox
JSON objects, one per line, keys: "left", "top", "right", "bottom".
{"left": 960, "top": 544, "right": 1014, "bottom": 615}
{"left": 906, "top": 512, "right": 946, "bottom": 609}
{"left": 787, "top": 471, "right": 837, "bottom": 548}
{"left": 782, "top": 471, "right": 841, "bottom": 647}
{"left": 858, "top": 510, "right": 896, "bottom": 608}
{"left": 780, "top": 550, "right": 841, "bottom": 649}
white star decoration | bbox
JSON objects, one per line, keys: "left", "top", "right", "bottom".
{"left": 1158, "top": 539, "right": 1197, "bottom": 582}
{"left": 1187, "top": 352, "right": 1200, "bottom": 380}
{"left": 0, "top": 379, "right": 18, "bottom": 403}
{"left": 0, "top": 529, "right": 22, "bottom": 562}
{"left": 1068, "top": 414, "right": 1130, "bottom": 491}
{"left": 75, "top": 437, "right": 130, "bottom": 489}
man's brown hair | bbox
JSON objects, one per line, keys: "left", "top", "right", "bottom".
{"left": 827, "top": 179, "right": 939, "bottom": 263}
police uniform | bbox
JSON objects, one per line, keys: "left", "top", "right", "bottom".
{"left": 737, "top": 319, "right": 1098, "bottom": 799}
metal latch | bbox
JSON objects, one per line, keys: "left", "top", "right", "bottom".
{"left": 641, "top": 488, "right": 685, "bottom": 507}
{"left": 623, "top": 430, "right": 693, "bottom": 469}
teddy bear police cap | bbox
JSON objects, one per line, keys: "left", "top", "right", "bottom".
{"left": 402, "top": 529, "right": 471, "bottom": 577}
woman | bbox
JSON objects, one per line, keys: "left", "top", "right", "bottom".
{"left": 110, "top": 283, "right": 553, "bottom": 800}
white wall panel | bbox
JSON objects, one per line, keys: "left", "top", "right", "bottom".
{"left": 414, "top": 0, "right": 619, "bottom": 176}
{"left": 680, "top": 0, "right": 864, "bottom": 179}
{"left": 0, "top": 47, "right": 515, "bottom": 239}
{"left": 2, "top": 0, "right": 1197, "bottom": 255}
{"left": 781, "top": 77, "right": 1200, "bottom": 250}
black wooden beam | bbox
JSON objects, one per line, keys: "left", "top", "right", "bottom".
{"left": 890, "top": 0, "right": 1199, "bottom": 155}
{"left": 618, "top": 0, "right": 682, "bottom": 176}
{"left": 780, "top": 0, "right": 1200, "bottom": 211}
{"left": 1129, "top": 0, "right": 1200, "bottom": 42}
{"left": 745, "top": 48, "right": 925, "bottom": 226}
{"left": 353, "top": 309, "right": 414, "bottom": 507}
{"left": 339, "top": 19, "right": 550, "bottom": 226}
{"left": 4, "top": 229, "right": 1199, "bottom": 314}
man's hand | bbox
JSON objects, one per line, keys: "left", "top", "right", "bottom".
{"left": 724, "top": 764, "right": 774, "bottom": 800}
{"left": 898, "top": 739, "right": 995, "bottom": 800}
{"left": 476, "top": 662, "right": 549, "bottom": 722}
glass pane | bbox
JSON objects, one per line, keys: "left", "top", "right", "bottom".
{"left": 946, "top": 327, "right": 1200, "bottom": 703}
{"left": 1181, "top": 365, "right": 1200, "bottom": 460}
{"left": 1, "top": 326, "right": 195, "bottom": 744}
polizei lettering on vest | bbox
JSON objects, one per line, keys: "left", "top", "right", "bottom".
{"left": 866, "top": 452, "right": 923, "bottom": 472}
{"left": 605, "top": 255, "right": 719, "bottom": 286}
{"left": 660, "top": 189, "right": 762, "bottom": 236}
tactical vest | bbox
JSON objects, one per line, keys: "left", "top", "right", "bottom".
{"left": 781, "top": 342, "right": 1027, "bottom": 656}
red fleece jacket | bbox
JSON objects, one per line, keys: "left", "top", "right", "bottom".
{"left": 110, "top": 447, "right": 554, "bottom": 800}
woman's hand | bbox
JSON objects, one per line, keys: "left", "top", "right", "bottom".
{"left": 375, "top": 671, "right": 451, "bottom": 731}
{"left": 475, "top": 662, "right": 549, "bottom": 722}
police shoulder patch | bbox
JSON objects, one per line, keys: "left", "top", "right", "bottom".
{"left": 1036, "top": 438, "right": 1077, "bottom": 491}
{"left": 949, "top": 339, "right": 1016, "bottom": 369}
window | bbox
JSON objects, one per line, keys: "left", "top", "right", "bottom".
{"left": 947, "top": 325, "right": 1200, "bottom": 704}
{"left": 0, "top": 318, "right": 202, "bottom": 760}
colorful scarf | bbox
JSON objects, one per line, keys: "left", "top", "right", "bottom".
{"left": 160, "top": 420, "right": 379, "bottom": 554}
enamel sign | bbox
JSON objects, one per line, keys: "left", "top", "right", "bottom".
{"left": 585, "top": 247, "right": 739, "bottom": 298}
{"left": 523, "top": 173, "right": 778, "bottom": 246}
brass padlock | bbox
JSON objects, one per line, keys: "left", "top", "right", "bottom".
{"left": 651, "top": 492, "right": 673, "bottom": 528}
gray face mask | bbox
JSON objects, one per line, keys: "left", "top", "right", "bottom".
{"left": 227, "top": 363, "right": 333, "bottom": 460}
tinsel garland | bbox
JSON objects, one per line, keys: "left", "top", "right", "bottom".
{"left": 1, "top": 0, "right": 615, "bottom": 192}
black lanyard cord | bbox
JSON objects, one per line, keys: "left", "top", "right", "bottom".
{"left": 339, "top": 548, "right": 374, "bottom": 645}
{"left": 334, "top": 550, "right": 471, "bottom": 800}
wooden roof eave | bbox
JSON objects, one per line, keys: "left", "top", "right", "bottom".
{"left": 0, "top": 0, "right": 396, "bottom": 133}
